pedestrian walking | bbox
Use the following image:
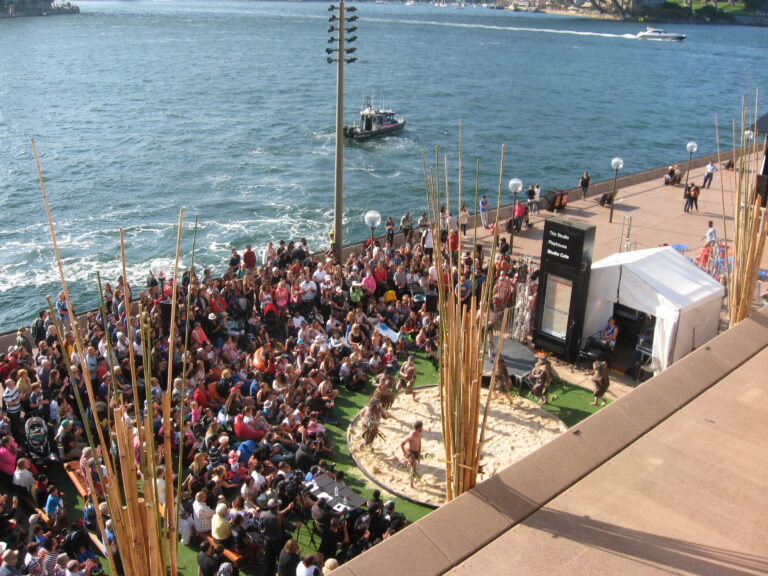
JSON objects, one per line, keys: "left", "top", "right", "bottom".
{"left": 702, "top": 220, "right": 716, "bottom": 249}
{"left": 683, "top": 185, "right": 692, "bottom": 213}
{"left": 689, "top": 184, "right": 700, "bottom": 212}
{"left": 579, "top": 171, "right": 590, "bottom": 199}
{"left": 526, "top": 185, "right": 538, "bottom": 214}
{"left": 702, "top": 161, "right": 717, "bottom": 189}
{"left": 459, "top": 204, "right": 469, "bottom": 235}
{"left": 479, "top": 195, "right": 489, "bottom": 228}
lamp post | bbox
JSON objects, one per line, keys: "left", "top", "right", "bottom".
{"left": 327, "top": 1, "right": 358, "bottom": 260}
{"left": 364, "top": 210, "right": 381, "bottom": 244}
{"left": 507, "top": 178, "right": 523, "bottom": 250}
{"left": 150, "top": 258, "right": 174, "bottom": 333}
{"left": 508, "top": 178, "right": 523, "bottom": 203}
{"left": 608, "top": 157, "right": 623, "bottom": 223}
{"left": 150, "top": 258, "right": 172, "bottom": 295}
{"left": 683, "top": 141, "right": 697, "bottom": 193}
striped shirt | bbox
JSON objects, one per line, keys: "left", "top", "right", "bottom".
{"left": 40, "top": 549, "right": 58, "bottom": 576}
{"left": 3, "top": 385, "right": 20, "bottom": 414}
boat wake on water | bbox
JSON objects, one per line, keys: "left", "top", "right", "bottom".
{"left": 371, "top": 18, "right": 639, "bottom": 40}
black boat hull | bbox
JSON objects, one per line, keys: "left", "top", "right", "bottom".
{"left": 344, "top": 120, "right": 406, "bottom": 141}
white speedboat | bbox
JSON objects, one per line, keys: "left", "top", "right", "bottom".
{"left": 637, "top": 27, "right": 686, "bottom": 42}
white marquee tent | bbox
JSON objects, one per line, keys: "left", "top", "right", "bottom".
{"left": 582, "top": 246, "right": 725, "bottom": 370}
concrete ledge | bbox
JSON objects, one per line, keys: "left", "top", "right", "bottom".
{"left": 411, "top": 490, "right": 513, "bottom": 565}
{"left": 487, "top": 430, "right": 605, "bottom": 503}
{"left": 343, "top": 521, "right": 451, "bottom": 576}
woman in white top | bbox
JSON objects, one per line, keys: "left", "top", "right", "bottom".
{"left": 459, "top": 204, "right": 470, "bottom": 235}
{"left": 13, "top": 457, "right": 35, "bottom": 496}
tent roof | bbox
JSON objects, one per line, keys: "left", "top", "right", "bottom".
{"left": 591, "top": 246, "right": 724, "bottom": 309}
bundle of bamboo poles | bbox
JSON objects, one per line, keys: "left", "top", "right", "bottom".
{"left": 33, "top": 140, "right": 181, "bottom": 576}
{"left": 718, "top": 96, "right": 768, "bottom": 326}
{"left": 425, "top": 137, "right": 510, "bottom": 501}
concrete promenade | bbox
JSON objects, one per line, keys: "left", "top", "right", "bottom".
{"left": 467, "top": 152, "right": 766, "bottom": 397}
{"left": 473, "top": 153, "right": 766, "bottom": 272}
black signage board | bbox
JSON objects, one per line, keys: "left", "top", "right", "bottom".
{"left": 534, "top": 218, "right": 596, "bottom": 362}
{"left": 541, "top": 218, "right": 594, "bottom": 275}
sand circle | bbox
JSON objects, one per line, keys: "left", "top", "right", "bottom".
{"left": 348, "top": 387, "right": 568, "bottom": 507}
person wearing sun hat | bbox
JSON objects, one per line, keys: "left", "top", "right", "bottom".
{"left": 55, "top": 419, "right": 83, "bottom": 461}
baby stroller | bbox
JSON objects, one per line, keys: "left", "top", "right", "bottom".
{"left": 25, "top": 416, "right": 57, "bottom": 471}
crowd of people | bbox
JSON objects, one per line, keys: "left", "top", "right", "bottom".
{"left": 0, "top": 210, "right": 537, "bottom": 576}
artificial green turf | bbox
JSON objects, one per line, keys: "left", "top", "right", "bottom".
{"left": 516, "top": 378, "right": 610, "bottom": 428}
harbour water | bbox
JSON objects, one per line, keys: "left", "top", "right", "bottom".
{"left": 0, "top": 0, "right": 766, "bottom": 332}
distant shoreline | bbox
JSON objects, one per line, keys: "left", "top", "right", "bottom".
{"left": 0, "top": 4, "right": 80, "bottom": 19}
{"left": 540, "top": 6, "right": 768, "bottom": 27}
{"left": 541, "top": 8, "right": 621, "bottom": 20}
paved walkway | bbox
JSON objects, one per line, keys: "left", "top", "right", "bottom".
{"left": 473, "top": 157, "right": 765, "bottom": 272}
{"left": 469, "top": 156, "right": 766, "bottom": 399}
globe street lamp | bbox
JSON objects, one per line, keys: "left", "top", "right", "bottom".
{"left": 508, "top": 178, "right": 523, "bottom": 250}
{"left": 683, "top": 141, "right": 697, "bottom": 193}
{"left": 508, "top": 177, "right": 523, "bottom": 203}
{"left": 150, "top": 258, "right": 173, "bottom": 295}
{"left": 364, "top": 210, "right": 381, "bottom": 244}
{"left": 608, "top": 157, "right": 624, "bottom": 223}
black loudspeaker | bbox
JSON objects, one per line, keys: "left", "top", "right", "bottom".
{"left": 160, "top": 300, "right": 173, "bottom": 331}
{"left": 756, "top": 174, "right": 767, "bottom": 208}
{"left": 426, "top": 292, "right": 438, "bottom": 313}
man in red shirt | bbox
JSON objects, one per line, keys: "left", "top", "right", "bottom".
{"left": 243, "top": 244, "right": 256, "bottom": 271}
{"left": 373, "top": 261, "right": 389, "bottom": 295}
{"left": 513, "top": 202, "right": 526, "bottom": 233}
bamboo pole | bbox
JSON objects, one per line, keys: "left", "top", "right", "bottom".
{"left": 176, "top": 215, "right": 199, "bottom": 530}
{"left": 33, "top": 141, "right": 115, "bottom": 470}
{"left": 428, "top": 138, "right": 505, "bottom": 500}
{"left": 718, "top": 95, "right": 766, "bottom": 326}
{"left": 36, "top": 135, "right": 177, "bottom": 574}
{"left": 112, "top": 410, "right": 141, "bottom": 576}
{"left": 33, "top": 142, "right": 129, "bottom": 572}
{"left": 476, "top": 309, "right": 509, "bottom": 476}
{"left": 83, "top": 468, "right": 114, "bottom": 564}
{"left": 146, "top": 500, "right": 162, "bottom": 576}
{"left": 163, "top": 391, "right": 178, "bottom": 575}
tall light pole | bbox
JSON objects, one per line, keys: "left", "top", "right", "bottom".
{"left": 608, "top": 157, "right": 623, "bottom": 223}
{"left": 684, "top": 140, "right": 697, "bottom": 193}
{"left": 508, "top": 177, "right": 523, "bottom": 251}
{"left": 327, "top": 1, "right": 358, "bottom": 260}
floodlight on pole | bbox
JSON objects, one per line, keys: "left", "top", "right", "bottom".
{"left": 327, "top": 0, "right": 358, "bottom": 259}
